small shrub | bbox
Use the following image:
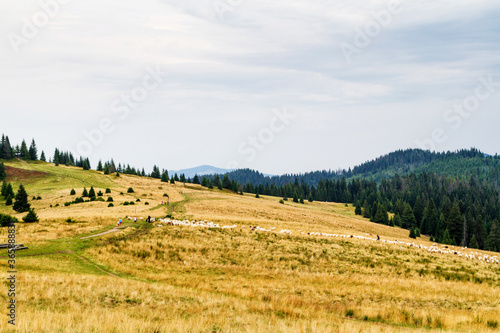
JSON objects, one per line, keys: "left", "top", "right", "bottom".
{"left": 105, "top": 188, "right": 111, "bottom": 194}
{"left": 145, "top": 202, "right": 149, "bottom": 205}
{"left": 345, "top": 309, "right": 355, "bottom": 317}
{"left": 163, "top": 193, "right": 169, "bottom": 197}
{"left": 124, "top": 202, "right": 129, "bottom": 206}
{"left": 32, "top": 196, "right": 36, "bottom": 200}
{"left": 136, "top": 198, "right": 141, "bottom": 202}
{"left": 90, "top": 196, "right": 96, "bottom": 202}
{"left": 279, "top": 199, "right": 284, "bottom": 204}
{"left": 129, "top": 201, "right": 135, "bottom": 205}
{"left": 120, "top": 192, "right": 124, "bottom": 195}
{"left": 55, "top": 204, "right": 59, "bottom": 207}
{"left": 23, "top": 209, "right": 39, "bottom": 223}
{"left": 487, "top": 320, "right": 499, "bottom": 329}
{"left": 97, "top": 190, "right": 103, "bottom": 197}
{"left": 108, "top": 203, "right": 114, "bottom": 207}
{"left": 107, "top": 197, "right": 114, "bottom": 202}
{"left": 70, "top": 189, "right": 76, "bottom": 195}
{"left": 64, "top": 202, "right": 71, "bottom": 207}
{"left": 36, "top": 196, "right": 42, "bottom": 200}
{"left": 0, "top": 214, "right": 19, "bottom": 227}
{"left": 75, "top": 197, "right": 84, "bottom": 204}
{"left": 97, "top": 197, "right": 105, "bottom": 202}
{"left": 127, "top": 187, "right": 134, "bottom": 193}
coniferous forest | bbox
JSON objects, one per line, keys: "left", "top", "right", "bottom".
{"left": 1, "top": 133, "right": 500, "bottom": 252}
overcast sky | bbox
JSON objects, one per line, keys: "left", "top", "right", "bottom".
{"left": 1, "top": 0, "right": 500, "bottom": 175}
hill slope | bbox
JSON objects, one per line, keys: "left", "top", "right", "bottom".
{"left": 0, "top": 160, "right": 499, "bottom": 332}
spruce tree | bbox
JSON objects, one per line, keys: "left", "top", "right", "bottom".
{"left": 354, "top": 201, "right": 362, "bottom": 215}
{"left": 161, "top": 170, "right": 169, "bottom": 183}
{"left": 82, "top": 187, "right": 89, "bottom": 197}
{"left": 441, "top": 229, "right": 453, "bottom": 245}
{"left": 362, "top": 200, "right": 371, "bottom": 219}
{"left": 0, "top": 162, "right": 6, "bottom": 181}
{"left": 484, "top": 222, "right": 499, "bottom": 252}
{"left": 193, "top": 174, "right": 200, "bottom": 184}
{"left": 174, "top": 173, "right": 179, "bottom": 182}
{"left": 5, "top": 183, "right": 14, "bottom": 198}
{"left": 401, "top": 204, "right": 417, "bottom": 229}
{"left": 2, "top": 136, "right": 12, "bottom": 159}
{"left": 13, "top": 184, "right": 30, "bottom": 213}
{"left": 103, "top": 164, "right": 110, "bottom": 175}
{"left": 180, "top": 174, "right": 186, "bottom": 183}
{"left": 20, "top": 140, "right": 29, "bottom": 159}
{"left": 88, "top": 186, "right": 96, "bottom": 198}
{"left": 40, "top": 151, "right": 46, "bottom": 162}
{"left": 22, "top": 208, "right": 39, "bottom": 223}
{"left": 422, "top": 199, "right": 438, "bottom": 236}
{"left": 469, "top": 234, "right": 479, "bottom": 249}
{"left": 170, "top": 176, "right": 175, "bottom": 184}
{"left": 97, "top": 160, "right": 103, "bottom": 171}
{"left": 299, "top": 195, "right": 304, "bottom": 204}
{"left": 201, "top": 177, "right": 208, "bottom": 187}
{"left": 308, "top": 193, "right": 314, "bottom": 203}
{"left": 409, "top": 227, "right": 417, "bottom": 239}
{"left": 293, "top": 191, "right": 299, "bottom": 203}
{"left": 1, "top": 180, "right": 7, "bottom": 197}
{"left": 28, "top": 139, "right": 37, "bottom": 160}
{"left": 446, "top": 201, "right": 462, "bottom": 246}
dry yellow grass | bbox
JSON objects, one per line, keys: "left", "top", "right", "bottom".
{"left": 0, "top": 161, "right": 499, "bottom": 332}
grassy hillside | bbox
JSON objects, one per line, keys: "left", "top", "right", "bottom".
{"left": 0, "top": 160, "right": 499, "bottom": 332}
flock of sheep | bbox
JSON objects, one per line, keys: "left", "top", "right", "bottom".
{"left": 152, "top": 218, "right": 499, "bottom": 266}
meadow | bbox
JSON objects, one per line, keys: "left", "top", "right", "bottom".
{"left": 0, "top": 160, "right": 499, "bottom": 332}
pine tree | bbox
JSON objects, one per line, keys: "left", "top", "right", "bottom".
{"left": 441, "top": 229, "right": 453, "bottom": 245}
{"left": 393, "top": 213, "right": 402, "bottom": 227}
{"left": 28, "top": 139, "right": 38, "bottom": 160}
{"left": 5, "top": 183, "right": 14, "bottom": 198}
{"left": 161, "top": 170, "right": 169, "bottom": 183}
{"left": 308, "top": 193, "right": 314, "bottom": 203}
{"left": 401, "top": 204, "right": 417, "bottom": 229}
{"left": 97, "top": 160, "right": 103, "bottom": 171}
{"left": 151, "top": 165, "right": 161, "bottom": 179}
{"left": 103, "top": 164, "right": 110, "bottom": 175}
{"left": 422, "top": 199, "right": 438, "bottom": 236}
{"left": 293, "top": 191, "right": 299, "bottom": 203}
{"left": 22, "top": 208, "right": 39, "bottom": 223}
{"left": 0, "top": 162, "right": 6, "bottom": 181}
{"left": 374, "top": 202, "right": 388, "bottom": 224}
{"left": 409, "top": 227, "right": 417, "bottom": 239}
{"left": 1, "top": 180, "right": 7, "bottom": 197}
{"left": 484, "top": 222, "right": 499, "bottom": 252}
{"left": 82, "top": 187, "right": 89, "bottom": 197}
{"left": 413, "top": 196, "right": 425, "bottom": 227}
{"left": 180, "top": 174, "right": 186, "bottom": 184}
{"left": 469, "top": 234, "right": 479, "bottom": 249}
{"left": 174, "top": 173, "right": 179, "bottom": 182}
{"left": 354, "top": 201, "right": 362, "bottom": 215}
{"left": 54, "top": 148, "right": 60, "bottom": 166}
{"left": 362, "top": 200, "right": 371, "bottom": 218}
{"left": 446, "top": 201, "right": 462, "bottom": 246}
{"left": 170, "top": 176, "right": 175, "bottom": 184}
{"left": 20, "top": 140, "right": 29, "bottom": 159}
{"left": 299, "top": 195, "right": 304, "bottom": 204}
{"left": 193, "top": 174, "right": 200, "bottom": 185}
{"left": 70, "top": 189, "right": 76, "bottom": 195}
{"left": 40, "top": 151, "right": 46, "bottom": 162}
{"left": 13, "top": 184, "right": 30, "bottom": 213}
{"left": 88, "top": 186, "right": 96, "bottom": 198}
{"left": 2, "top": 136, "right": 12, "bottom": 159}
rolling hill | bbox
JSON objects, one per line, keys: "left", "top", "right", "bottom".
{"left": 0, "top": 159, "right": 499, "bottom": 332}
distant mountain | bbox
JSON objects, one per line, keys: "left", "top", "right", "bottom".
{"left": 217, "top": 148, "right": 500, "bottom": 187}
{"left": 171, "top": 165, "right": 234, "bottom": 178}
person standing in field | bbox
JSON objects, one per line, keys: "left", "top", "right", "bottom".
{"left": 134, "top": 217, "right": 137, "bottom": 224}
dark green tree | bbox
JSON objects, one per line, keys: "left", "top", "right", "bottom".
{"left": 174, "top": 173, "right": 179, "bottom": 182}
{"left": 97, "top": 160, "right": 103, "bottom": 171}
{"left": 40, "top": 151, "right": 46, "bottom": 162}
{"left": 82, "top": 187, "right": 89, "bottom": 197}
{"left": 0, "top": 162, "right": 6, "bottom": 181}
{"left": 469, "top": 234, "right": 479, "bottom": 249}
{"left": 28, "top": 139, "right": 37, "bottom": 160}
{"left": 88, "top": 186, "right": 96, "bottom": 198}
{"left": 193, "top": 174, "right": 200, "bottom": 185}
{"left": 180, "top": 174, "right": 186, "bottom": 183}
{"left": 20, "top": 140, "right": 29, "bottom": 159}
{"left": 422, "top": 199, "right": 438, "bottom": 236}
{"left": 13, "top": 184, "right": 30, "bottom": 213}
{"left": 484, "top": 222, "right": 499, "bottom": 252}
{"left": 409, "top": 227, "right": 417, "bottom": 239}
{"left": 22, "top": 208, "right": 39, "bottom": 223}
{"left": 293, "top": 191, "right": 299, "bottom": 203}
{"left": 103, "top": 164, "right": 110, "bottom": 175}
{"left": 401, "top": 204, "right": 417, "bottom": 229}
{"left": 1, "top": 180, "right": 7, "bottom": 196}
{"left": 161, "top": 170, "right": 169, "bottom": 182}
{"left": 308, "top": 193, "right": 314, "bottom": 203}
{"left": 446, "top": 201, "right": 462, "bottom": 246}
{"left": 354, "top": 201, "right": 362, "bottom": 215}
{"left": 362, "top": 200, "right": 371, "bottom": 219}
{"left": 441, "top": 229, "right": 454, "bottom": 245}
{"left": 1, "top": 136, "right": 12, "bottom": 159}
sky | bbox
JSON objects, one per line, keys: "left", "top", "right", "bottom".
{"left": 1, "top": 0, "right": 500, "bottom": 175}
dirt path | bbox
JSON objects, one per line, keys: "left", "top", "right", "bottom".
{"left": 80, "top": 226, "right": 126, "bottom": 239}
{"left": 75, "top": 255, "right": 121, "bottom": 278}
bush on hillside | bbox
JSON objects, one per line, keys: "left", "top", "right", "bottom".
{"left": 127, "top": 187, "right": 134, "bottom": 193}
{"left": 23, "top": 209, "right": 39, "bottom": 223}
{"left": 105, "top": 188, "right": 111, "bottom": 194}
{"left": 70, "top": 189, "right": 76, "bottom": 195}
{"left": 0, "top": 214, "right": 18, "bottom": 227}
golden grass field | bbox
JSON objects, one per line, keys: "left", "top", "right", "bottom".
{"left": 0, "top": 160, "right": 499, "bottom": 332}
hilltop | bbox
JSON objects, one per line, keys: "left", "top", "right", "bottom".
{"left": 0, "top": 159, "right": 499, "bottom": 332}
